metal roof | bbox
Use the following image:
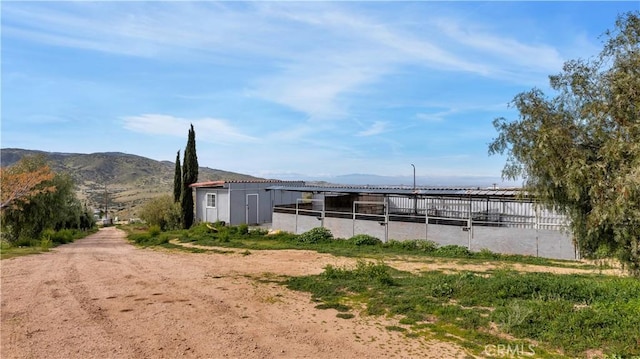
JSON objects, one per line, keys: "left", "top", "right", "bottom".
{"left": 266, "top": 185, "right": 524, "bottom": 198}
{"left": 191, "top": 180, "right": 304, "bottom": 188}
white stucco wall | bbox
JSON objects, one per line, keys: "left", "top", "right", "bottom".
{"left": 272, "top": 211, "right": 577, "bottom": 260}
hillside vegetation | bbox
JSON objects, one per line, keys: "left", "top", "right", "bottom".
{"left": 1, "top": 148, "right": 261, "bottom": 218}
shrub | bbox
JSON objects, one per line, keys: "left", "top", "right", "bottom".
{"left": 384, "top": 239, "right": 437, "bottom": 252}
{"left": 435, "top": 245, "right": 471, "bottom": 257}
{"left": 404, "top": 240, "right": 423, "bottom": 250}
{"left": 41, "top": 229, "right": 55, "bottom": 241}
{"left": 213, "top": 220, "right": 226, "bottom": 228}
{"left": 51, "top": 229, "right": 74, "bottom": 244}
{"left": 237, "top": 224, "right": 249, "bottom": 235}
{"left": 131, "top": 232, "right": 151, "bottom": 244}
{"left": 40, "top": 237, "right": 53, "bottom": 251}
{"left": 321, "top": 260, "right": 396, "bottom": 286}
{"left": 477, "top": 248, "right": 500, "bottom": 259}
{"left": 190, "top": 222, "right": 214, "bottom": 236}
{"left": 271, "top": 231, "right": 299, "bottom": 242}
{"left": 299, "top": 227, "right": 333, "bottom": 244}
{"left": 382, "top": 240, "right": 403, "bottom": 250}
{"left": 354, "top": 260, "right": 395, "bottom": 285}
{"left": 349, "top": 234, "right": 381, "bottom": 246}
{"left": 250, "top": 228, "right": 269, "bottom": 236}
{"left": 148, "top": 225, "right": 161, "bottom": 237}
{"left": 139, "top": 195, "right": 181, "bottom": 231}
{"left": 415, "top": 240, "right": 438, "bottom": 252}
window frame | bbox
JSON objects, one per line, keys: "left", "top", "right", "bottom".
{"left": 206, "top": 193, "right": 216, "bottom": 208}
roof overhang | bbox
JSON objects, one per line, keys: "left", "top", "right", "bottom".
{"left": 266, "top": 185, "right": 527, "bottom": 199}
{"left": 190, "top": 180, "right": 305, "bottom": 189}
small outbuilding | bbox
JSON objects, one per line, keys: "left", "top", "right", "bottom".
{"left": 191, "top": 180, "right": 304, "bottom": 225}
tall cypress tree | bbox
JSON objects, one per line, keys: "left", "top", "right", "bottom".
{"left": 180, "top": 124, "right": 198, "bottom": 229}
{"left": 173, "top": 150, "right": 181, "bottom": 203}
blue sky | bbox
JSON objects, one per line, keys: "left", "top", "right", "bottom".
{"left": 2, "top": 1, "right": 638, "bottom": 185}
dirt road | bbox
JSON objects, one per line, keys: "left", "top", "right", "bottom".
{"left": 1, "top": 227, "right": 466, "bottom": 359}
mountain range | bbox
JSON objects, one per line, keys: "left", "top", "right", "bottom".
{"left": 1, "top": 148, "right": 261, "bottom": 218}
{"left": 276, "top": 172, "right": 516, "bottom": 188}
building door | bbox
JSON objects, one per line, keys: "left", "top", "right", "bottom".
{"left": 246, "top": 194, "right": 259, "bottom": 225}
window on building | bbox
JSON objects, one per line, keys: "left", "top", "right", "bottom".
{"left": 206, "top": 193, "right": 216, "bottom": 208}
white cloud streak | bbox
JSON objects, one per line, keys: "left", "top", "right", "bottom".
{"left": 122, "top": 114, "right": 257, "bottom": 144}
{"left": 3, "top": 2, "right": 573, "bottom": 122}
{"left": 433, "top": 19, "right": 565, "bottom": 77}
{"left": 356, "top": 121, "right": 387, "bottom": 137}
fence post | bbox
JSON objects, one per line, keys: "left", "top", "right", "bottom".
{"left": 384, "top": 196, "right": 389, "bottom": 243}
{"left": 468, "top": 198, "right": 472, "bottom": 250}
{"left": 352, "top": 201, "right": 356, "bottom": 237}
{"left": 295, "top": 199, "right": 299, "bottom": 234}
{"left": 535, "top": 204, "right": 540, "bottom": 257}
{"left": 425, "top": 203, "right": 429, "bottom": 241}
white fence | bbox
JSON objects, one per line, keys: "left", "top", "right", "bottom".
{"left": 272, "top": 195, "right": 577, "bottom": 260}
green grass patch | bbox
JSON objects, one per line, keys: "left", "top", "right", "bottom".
{"left": 1, "top": 228, "right": 98, "bottom": 260}
{"left": 285, "top": 262, "right": 640, "bottom": 358}
{"left": 124, "top": 223, "right": 599, "bottom": 270}
{"left": 385, "top": 325, "right": 407, "bottom": 332}
{"left": 315, "top": 302, "right": 351, "bottom": 312}
{"left": 0, "top": 242, "right": 49, "bottom": 259}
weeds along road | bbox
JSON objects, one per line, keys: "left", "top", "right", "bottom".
{"left": 1, "top": 227, "right": 465, "bottom": 359}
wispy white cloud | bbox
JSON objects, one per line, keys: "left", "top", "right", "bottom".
{"left": 356, "top": 121, "right": 387, "bottom": 137}
{"left": 433, "top": 18, "right": 565, "bottom": 78}
{"left": 416, "top": 101, "right": 512, "bottom": 123}
{"left": 122, "top": 114, "right": 257, "bottom": 144}
{"left": 3, "top": 1, "right": 573, "bottom": 122}
{"left": 246, "top": 4, "right": 490, "bottom": 119}
{"left": 416, "top": 112, "right": 448, "bottom": 123}
{"left": 249, "top": 66, "right": 374, "bottom": 120}
{"left": 437, "top": 19, "right": 563, "bottom": 72}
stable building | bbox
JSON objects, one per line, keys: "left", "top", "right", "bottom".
{"left": 191, "top": 180, "right": 304, "bottom": 225}
{"left": 268, "top": 185, "right": 578, "bottom": 260}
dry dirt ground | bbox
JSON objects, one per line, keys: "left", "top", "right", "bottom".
{"left": 2, "top": 227, "right": 470, "bottom": 359}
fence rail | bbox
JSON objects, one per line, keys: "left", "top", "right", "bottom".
{"left": 273, "top": 195, "right": 568, "bottom": 231}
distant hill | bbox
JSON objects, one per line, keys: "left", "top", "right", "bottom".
{"left": 1, "top": 148, "right": 262, "bottom": 218}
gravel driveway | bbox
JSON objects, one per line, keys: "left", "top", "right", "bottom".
{"left": 1, "top": 227, "right": 465, "bottom": 358}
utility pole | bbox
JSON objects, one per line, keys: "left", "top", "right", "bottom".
{"left": 104, "top": 184, "right": 109, "bottom": 225}
{"left": 411, "top": 164, "right": 416, "bottom": 191}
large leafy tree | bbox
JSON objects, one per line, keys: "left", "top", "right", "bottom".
{"left": 1, "top": 155, "right": 94, "bottom": 243}
{"left": 173, "top": 150, "right": 181, "bottom": 203}
{"left": 489, "top": 12, "right": 640, "bottom": 275}
{"left": 0, "top": 159, "right": 55, "bottom": 211}
{"left": 180, "top": 124, "right": 199, "bottom": 229}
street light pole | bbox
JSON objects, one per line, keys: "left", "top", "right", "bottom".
{"left": 411, "top": 164, "right": 417, "bottom": 215}
{"left": 411, "top": 164, "right": 416, "bottom": 191}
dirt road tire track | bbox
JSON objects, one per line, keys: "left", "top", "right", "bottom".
{"left": 1, "top": 227, "right": 466, "bottom": 358}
